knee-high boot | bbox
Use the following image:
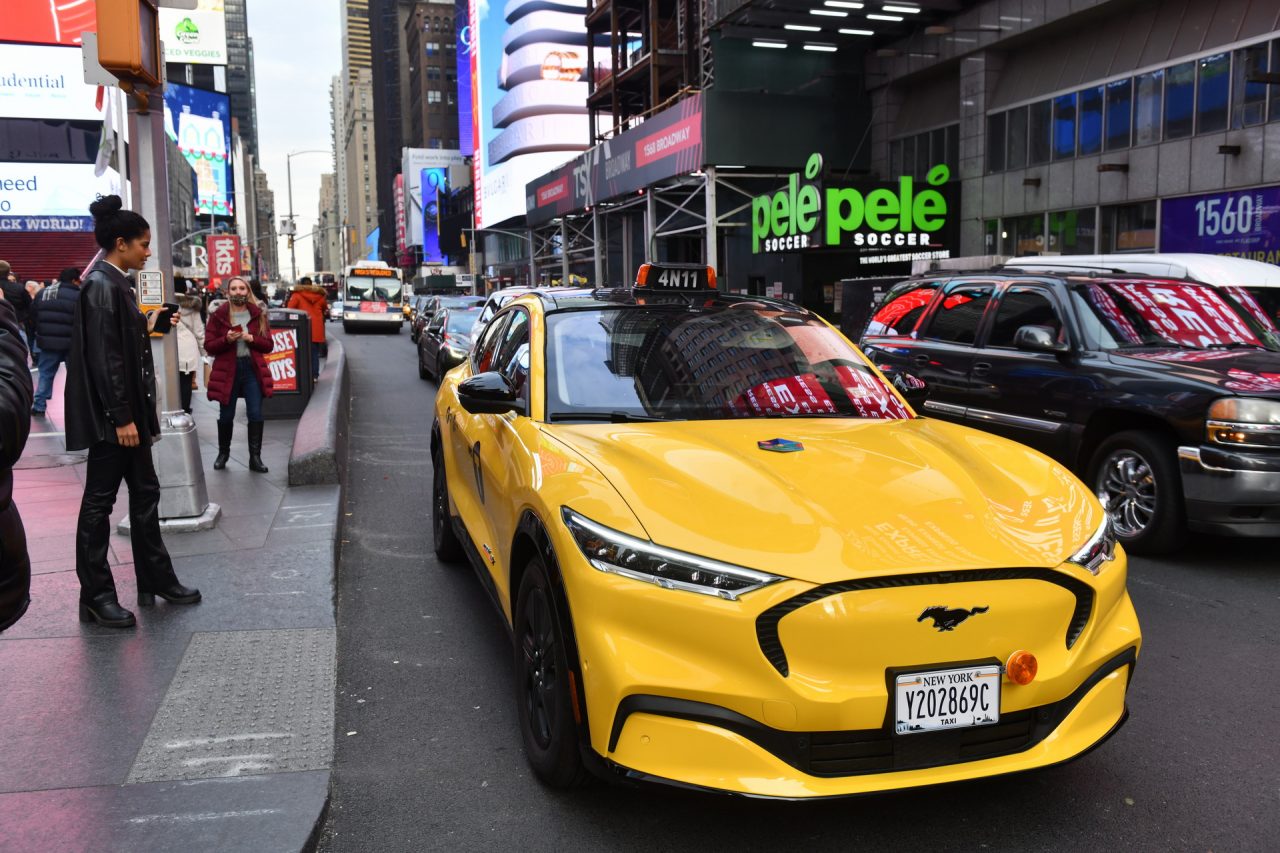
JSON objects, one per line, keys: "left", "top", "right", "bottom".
{"left": 213, "top": 421, "right": 233, "bottom": 470}
{"left": 247, "top": 421, "right": 268, "bottom": 473}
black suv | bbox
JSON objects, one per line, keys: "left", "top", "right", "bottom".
{"left": 861, "top": 271, "right": 1280, "bottom": 554}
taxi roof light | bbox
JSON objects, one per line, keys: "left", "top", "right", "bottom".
{"left": 1005, "top": 650, "right": 1038, "bottom": 685}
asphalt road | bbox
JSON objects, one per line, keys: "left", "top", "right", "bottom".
{"left": 318, "top": 325, "right": 1279, "bottom": 853}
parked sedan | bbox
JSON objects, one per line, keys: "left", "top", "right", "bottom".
{"left": 412, "top": 294, "right": 484, "bottom": 342}
{"left": 418, "top": 306, "right": 482, "bottom": 381}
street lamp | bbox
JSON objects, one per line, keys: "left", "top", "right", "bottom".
{"left": 286, "top": 148, "right": 330, "bottom": 283}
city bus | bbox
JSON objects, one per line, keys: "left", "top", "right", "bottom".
{"left": 342, "top": 262, "right": 405, "bottom": 333}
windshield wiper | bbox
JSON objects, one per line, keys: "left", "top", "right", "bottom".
{"left": 1203, "top": 342, "right": 1265, "bottom": 350}
{"left": 1114, "top": 342, "right": 1201, "bottom": 350}
{"left": 547, "top": 411, "right": 674, "bottom": 423}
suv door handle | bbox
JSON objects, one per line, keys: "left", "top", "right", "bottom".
{"left": 972, "top": 362, "right": 992, "bottom": 377}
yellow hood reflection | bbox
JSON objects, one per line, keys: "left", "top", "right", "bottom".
{"left": 547, "top": 417, "right": 1100, "bottom": 584}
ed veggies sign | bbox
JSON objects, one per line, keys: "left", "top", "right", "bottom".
{"left": 752, "top": 153, "right": 955, "bottom": 264}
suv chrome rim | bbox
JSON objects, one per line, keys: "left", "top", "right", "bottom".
{"left": 1096, "top": 450, "right": 1157, "bottom": 537}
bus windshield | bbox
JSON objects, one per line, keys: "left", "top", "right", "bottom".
{"left": 345, "top": 275, "right": 402, "bottom": 304}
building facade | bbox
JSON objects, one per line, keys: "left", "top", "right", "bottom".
{"left": 405, "top": 0, "right": 460, "bottom": 151}
{"left": 253, "top": 166, "right": 279, "bottom": 281}
{"left": 225, "top": 0, "right": 259, "bottom": 156}
{"left": 316, "top": 172, "right": 344, "bottom": 272}
{"left": 343, "top": 67, "right": 380, "bottom": 257}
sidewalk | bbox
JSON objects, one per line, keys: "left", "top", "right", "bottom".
{"left": 0, "top": 369, "right": 338, "bottom": 852}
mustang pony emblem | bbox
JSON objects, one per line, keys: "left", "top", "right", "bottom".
{"left": 918, "top": 605, "right": 989, "bottom": 631}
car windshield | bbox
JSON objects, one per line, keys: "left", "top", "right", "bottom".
{"left": 544, "top": 305, "right": 913, "bottom": 422}
{"left": 346, "top": 276, "right": 402, "bottom": 303}
{"left": 446, "top": 310, "right": 480, "bottom": 338}
{"left": 1071, "top": 280, "right": 1280, "bottom": 351}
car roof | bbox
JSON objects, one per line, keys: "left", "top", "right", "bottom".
{"left": 497, "top": 286, "right": 804, "bottom": 315}
{"left": 1005, "top": 254, "right": 1280, "bottom": 287}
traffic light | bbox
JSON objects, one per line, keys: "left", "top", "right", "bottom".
{"left": 95, "top": 0, "right": 163, "bottom": 89}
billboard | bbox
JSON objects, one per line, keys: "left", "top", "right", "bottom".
{"left": 401, "top": 148, "right": 465, "bottom": 248}
{"left": 1161, "top": 187, "right": 1280, "bottom": 266}
{"left": 0, "top": 163, "right": 121, "bottom": 229}
{"left": 163, "top": 82, "right": 233, "bottom": 217}
{"left": 0, "top": 44, "right": 106, "bottom": 121}
{"left": 158, "top": 1, "right": 228, "bottom": 65}
{"left": 471, "top": 0, "right": 603, "bottom": 228}
{"left": 455, "top": 0, "right": 474, "bottom": 156}
{"left": 206, "top": 234, "right": 242, "bottom": 291}
{"left": 420, "top": 166, "right": 448, "bottom": 264}
{"left": 394, "top": 173, "right": 407, "bottom": 262}
{"left": 0, "top": 1, "right": 97, "bottom": 46}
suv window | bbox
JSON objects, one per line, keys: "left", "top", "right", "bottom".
{"left": 923, "top": 282, "right": 994, "bottom": 345}
{"left": 473, "top": 312, "right": 509, "bottom": 373}
{"left": 866, "top": 281, "right": 939, "bottom": 336}
{"left": 496, "top": 310, "right": 531, "bottom": 404}
{"left": 988, "top": 286, "right": 1064, "bottom": 348}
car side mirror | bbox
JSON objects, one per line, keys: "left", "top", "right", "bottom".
{"left": 879, "top": 365, "right": 929, "bottom": 408}
{"left": 1014, "top": 324, "right": 1069, "bottom": 354}
{"left": 457, "top": 371, "right": 521, "bottom": 415}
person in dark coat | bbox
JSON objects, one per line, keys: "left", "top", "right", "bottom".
{"left": 205, "top": 276, "right": 274, "bottom": 474}
{"left": 0, "top": 298, "right": 33, "bottom": 632}
{"left": 64, "top": 195, "right": 200, "bottom": 628}
{"left": 0, "top": 263, "right": 32, "bottom": 357}
{"left": 30, "top": 267, "right": 82, "bottom": 416}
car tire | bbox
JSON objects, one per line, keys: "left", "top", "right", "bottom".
{"left": 1087, "top": 430, "right": 1186, "bottom": 555}
{"left": 513, "top": 555, "right": 588, "bottom": 789}
{"left": 431, "top": 450, "right": 464, "bottom": 563}
{"left": 418, "top": 349, "right": 430, "bottom": 381}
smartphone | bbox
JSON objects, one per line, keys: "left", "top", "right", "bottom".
{"left": 151, "top": 302, "right": 180, "bottom": 334}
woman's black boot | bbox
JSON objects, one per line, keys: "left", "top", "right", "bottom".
{"left": 213, "top": 421, "right": 233, "bottom": 470}
{"left": 78, "top": 594, "right": 136, "bottom": 628}
{"left": 248, "top": 421, "right": 269, "bottom": 473}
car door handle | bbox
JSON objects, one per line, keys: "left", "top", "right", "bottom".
{"left": 972, "top": 362, "right": 992, "bottom": 377}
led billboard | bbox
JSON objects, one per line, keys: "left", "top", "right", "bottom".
{"left": 159, "top": 0, "right": 229, "bottom": 66}
{"left": 163, "top": 82, "right": 233, "bottom": 217}
{"left": 0, "top": 162, "right": 122, "bottom": 229}
{"left": 0, "top": 0, "right": 98, "bottom": 46}
{"left": 455, "top": 0, "right": 474, "bottom": 156}
{"left": 470, "top": 0, "right": 603, "bottom": 228}
{"left": 402, "top": 148, "right": 465, "bottom": 248}
{"left": 0, "top": 44, "right": 106, "bottom": 121}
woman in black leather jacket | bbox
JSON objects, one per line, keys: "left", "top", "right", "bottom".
{"left": 64, "top": 195, "right": 201, "bottom": 628}
{"left": 0, "top": 297, "right": 32, "bottom": 632}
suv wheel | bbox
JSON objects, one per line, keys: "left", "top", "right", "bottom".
{"left": 1087, "top": 430, "right": 1185, "bottom": 555}
{"left": 431, "top": 450, "right": 463, "bottom": 562}
{"left": 514, "top": 555, "right": 588, "bottom": 788}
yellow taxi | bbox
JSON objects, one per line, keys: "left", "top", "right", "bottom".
{"left": 430, "top": 262, "right": 1141, "bottom": 797}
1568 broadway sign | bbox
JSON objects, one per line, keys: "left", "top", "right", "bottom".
{"left": 752, "top": 153, "right": 955, "bottom": 264}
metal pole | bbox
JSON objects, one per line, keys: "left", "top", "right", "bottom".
{"left": 528, "top": 229, "right": 537, "bottom": 287}
{"left": 559, "top": 220, "right": 570, "bottom": 285}
{"left": 645, "top": 189, "right": 657, "bottom": 261}
{"left": 287, "top": 153, "right": 296, "bottom": 283}
{"left": 129, "top": 87, "right": 215, "bottom": 526}
{"left": 705, "top": 166, "right": 719, "bottom": 284}
{"left": 592, "top": 208, "right": 603, "bottom": 288}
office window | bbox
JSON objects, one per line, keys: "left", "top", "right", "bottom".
{"left": 929, "top": 128, "right": 946, "bottom": 170}
{"left": 1053, "top": 93, "right": 1077, "bottom": 160}
{"left": 1232, "top": 44, "right": 1268, "bottom": 128}
{"left": 987, "top": 112, "right": 1006, "bottom": 172}
{"left": 1048, "top": 207, "right": 1097, "bottom": 254}
{"left": 1197, "top": 52, "right": 1230, "bottom": 133}
{"left": 1101, "top": 201, "right": 1156, "bottom": 252}
{"left": 1029, "top": 100, "right": 1052, "bottom": 165}
{"left": 1105, "top": 78, "right": 1132, "bottom": 150}
{"left": 915, "top": 132, "right": 931, "bottom": 176}
{"left": 902, "top": 134, "right": 916, "bottom": 177}
{"left": 1078, "top": 86, "right": 1103, "bottom": 155}
{"left": 984, "top": 219, "right": 1000, "bottom": 254}
{"left": 1007, "top": 105, "right": 1028, "bottom": 169}
{"left": 1134, "top": 69, "right": 1163, "bottom": 145}
{"left": 1164, "top": 61, "right": 1195, "bottom": 138}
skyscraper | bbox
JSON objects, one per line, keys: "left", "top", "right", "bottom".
{"left": 224, "top": 0, "right": 259, "bottom": 155}
{"left": 340, "top": 1, "right": 379, "bottom": 255}
{"left": 342, "top": 1, "right": 373, "bottom": 81}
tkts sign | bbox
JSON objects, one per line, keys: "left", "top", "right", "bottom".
{"left": 751, "top": 153, "right": 956, "bottom": 266}
{"left": 207, "top": 234, "right": 242, "bottom": 290}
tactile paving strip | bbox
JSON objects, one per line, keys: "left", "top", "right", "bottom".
{"left": 127, "top": 629, "right": 335, "bottom": 783}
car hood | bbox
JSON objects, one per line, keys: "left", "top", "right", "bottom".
{"left": 1108, "top": 348, "right": 1280, "bottom": 395}
{"left": 546, "top": 418, "right": 1101, "bottom": 585}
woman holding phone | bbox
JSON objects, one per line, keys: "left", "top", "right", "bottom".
{"left": 65, "top": 195, "right": 200, "bottom": 628}
{"left": 205, "top": 277, "right": 274, "bottom": 473}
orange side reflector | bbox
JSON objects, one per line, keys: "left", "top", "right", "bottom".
{"left": 1006, "top": 650, "right": 1038, "bottom": 685}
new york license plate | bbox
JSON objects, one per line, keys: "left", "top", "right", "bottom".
{"left": 895, "top": 665, "right": 1001, "bottom": 735}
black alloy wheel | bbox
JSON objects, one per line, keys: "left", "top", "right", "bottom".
{"left": 1087, "top": 429, "right": 1185, "bottom": 555}
{"left": 514, "top": 556, "right": 588, "bottom": 788}
{"left": 418, "top": 343, "right": 430, "bottom": 381}
{"left": 431, "top": 449, "right": 463, "bottom": 562}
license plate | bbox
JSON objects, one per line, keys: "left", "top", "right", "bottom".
{"left": 360, "top": 301, "right": 387, "bottom": 313}
{"left": 894, "top": 665, "right": 1001, "bottom": 735}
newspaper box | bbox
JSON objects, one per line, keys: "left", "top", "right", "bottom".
{"left": 261, "top": 309, "right": 314, "bottom": 420}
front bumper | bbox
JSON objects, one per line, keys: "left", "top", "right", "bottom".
{"left": 1179, "top": 445, "right": 1280, "bottom": 536}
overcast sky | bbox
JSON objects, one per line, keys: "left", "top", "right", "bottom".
{"left": 249, "top": 0, "right": 340, "bottom": 281}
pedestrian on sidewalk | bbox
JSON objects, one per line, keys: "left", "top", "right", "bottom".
{"left": 24, "top": 281, "right": 43, "bottom": 361}
{"left": 30, "top": 267, "right": 82, "bottom": 416}
{"left": 286, "top": 276, "right": 328, "bottom": 382}
{"left": 0, "top": 298, "right": 33, "bottom": 633}
{"left": 174, "top": 279, "right": 206, "bottom": 415}
{"left": 0, "top": 265, "right": 33, "bottom": 356}
{"left": 205, "top": 277, "right": 274, "bottom": 474}
{"left": 65, "top": 195, "right": 201, "bottom": 629}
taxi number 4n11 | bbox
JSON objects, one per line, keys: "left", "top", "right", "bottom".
{"left": 657, "top": 268, "right": 703, "bottom": 289}
{"left": 894, "top": 665, "right": 1000, "bottom": 735}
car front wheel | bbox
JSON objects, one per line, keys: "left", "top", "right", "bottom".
{"left": 1088, "top": 430, "right": 1185, "bottom": 555}
{"left": 431, "top": 450, "right": 463, "bottom": 562}
{"left": 514, "top": 555, "right": 588, "bottom": 788}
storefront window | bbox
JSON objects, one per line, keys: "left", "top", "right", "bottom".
{"left": 1134, "top": 69, "right": 1163, "bottom": 145}
{"left": 1101, "top": 202, "right": 1156, "bottom": 253}
{"left": 987, "top": 112, "right": 1006, "bottom": 172}
{"left": 1197, "top": 52, "right": 1230, "bottom": 133}
{"left": 1105, "top": 79, "right": 1132, "bottom": 150}
{"left": 1001, "top": 213, "right": 1047, "bottom": 256}
{"left": 930, "top": 128, "right": 946, "bottom": 171}
{"left": 902, "top": 135, "right": 916, "bottom": 177}
{"left": 1053, "top": 93, "right": 1077, "bottom": 160}
{"left": 1164, "top": 61, "right": 1195, "bottom": 139}
{"left": 1078, "top": 86, "right": 1103, "bottom": 156}
{"left": 1232, "top": 44, "right": 1268, "bottom": 128}
{"left": 1048, "top": 208, "right": 1097, "bottom": 255}
{"left": 1029, "top": 100, "right": 1052, "bottom": 165}
{"left": 1007, "top": 105, "right": 1028, "bottom": 169}
{"left": 916, "top": 131, "right": 932, "bottom": 176}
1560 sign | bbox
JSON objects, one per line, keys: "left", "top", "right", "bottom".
{"left": 752, "top": 153, "right": 951, "bottom": 256}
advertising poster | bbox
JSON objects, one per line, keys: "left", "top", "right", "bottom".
{"left": 207, "top": 234, "right": 241, "bottom": 291}
{"left": 0, "top": 163, "right": 121, "bottom": 227}
{"left": 394, "top": 173, "right": 407, "bottom": 260}
{"left": 267, "top": 327, "right": 299, "bottom": 393}
{"left": 471, "top": 0, "right": 603, "bottom": 227}
{"left": 1161, "top": 186, "right": 1280, "bottom": 266}
{"left": 455, "top": 0, "right": 474, "bottom": 156}
{"left": 158, "top": 0, "right": 229, "bottom": 66}
{"left": 421, "top": 166, "right": 448, "bottom": 263}
{"left": 0, "top": 1, "right": 97, "bottom": 46}
{"left": 0, "top": 44, "right": 106, "bottom": 121}
{"left": 401, "top": 148, "right": 464, "bottom": 247}
{"left": 164, "top": 82, "right": 233, "bottom": 217}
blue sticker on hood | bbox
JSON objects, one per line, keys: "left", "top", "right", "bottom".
{"left": 758, "top": 438, "right": 804, "bottom": 453}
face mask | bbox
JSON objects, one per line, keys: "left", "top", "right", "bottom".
{"left": 229, "top": 294, "right": 248, "bottom": 306}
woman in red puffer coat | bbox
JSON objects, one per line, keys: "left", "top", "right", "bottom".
{"left": 205, "top": 277, "right": 274, "bottom": 473}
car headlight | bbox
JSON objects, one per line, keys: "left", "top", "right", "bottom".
{"left": 1067, "top": 515, "right": 1117, "bottom": 575}
{"left": 1207, "top": 398, "right": 1280, "bottom": 449}
{"left": 561, "top": 508, "right": 783, "bottom": 600}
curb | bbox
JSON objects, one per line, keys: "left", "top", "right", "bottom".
{"left": 288, "top": 339, "right": 350, "bottom": 488}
